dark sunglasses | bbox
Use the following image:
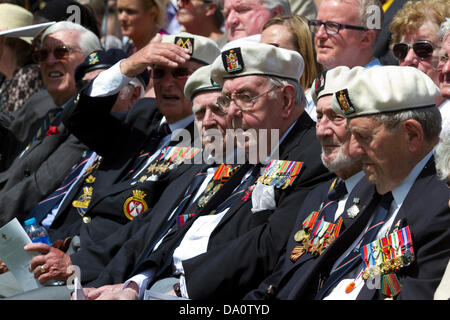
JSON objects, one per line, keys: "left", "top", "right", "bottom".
{"left": 392, "top": 41, "right": 439, "bottom": 61}
{"left": 152, "top": 67, "right": 193, "bottom": 80}
{"left": 32, "top": 46, "right": 75, "bottom": 63}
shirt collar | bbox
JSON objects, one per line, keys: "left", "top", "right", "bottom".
{"left": 160, "top": 114, "right": 194, "bottom": 133}
{"left": 365, "top": 58, "right": 382, "bottom": 69}
{"left": 391, "top": 150, "right": 434, "bottom": 208}
{"left": 344, "top": 170, "right": 365, "bottom": 194}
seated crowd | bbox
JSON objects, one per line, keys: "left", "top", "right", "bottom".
{"left": 0, "top": 0, "right": 449, "bottom": 301}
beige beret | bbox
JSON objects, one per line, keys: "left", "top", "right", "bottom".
{"left": 210, "top": 40, "right": 304, "bottom": 85}
{"left": 162, "top": 32, "right": 221, "bottom": 65}
{"left": 0, "top": 4, "right": 40, "bottom": 44}
{"left": 332, "top": 66, "right": 440, "bottom": 118}
{"left": 184, "top": 65, "right": 221, "bottom": 101}
{"left": 311, "top": 66, "right": 366, "bottom": 104}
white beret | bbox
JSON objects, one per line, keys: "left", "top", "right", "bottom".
{"left": 162, "top": 32, "right": 220, "bottom": 65}
{"left": 210, "top": 41, "right": 304, "bottom": 85}
{"left": 184, "top": 65, "right": 221, "bottom": 101}
{"left": 332, "top": 66, "right": 441, "bottom": 118}
{"left": 311, "top": 66, "right": 366, "bottom": 104}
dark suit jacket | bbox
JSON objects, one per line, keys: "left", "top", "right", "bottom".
{"left": 70, "top": 164, "right": 203, "bottom": 285}
{"left": 126, "top": 111, "right": 334, "bottom": 298}
{"left": 48, "top": 91, "right": 197, "bottom": 243}
{"left": 0, "top": 89, "right": 55, "bottom": 172}
{"left": 0, "top": 123, "right": 86, "bottom": 227}
{"left": 247, "top": 156, "right": 450, "bottom": 300}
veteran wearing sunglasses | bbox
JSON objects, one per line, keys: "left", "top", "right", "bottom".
{"left": 389, "top": 0, "right": 450, "bottom": 109}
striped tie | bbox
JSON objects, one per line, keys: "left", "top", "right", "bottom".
{"left": 28, "top": 150, "right": 96, "bottom": 224}
{"left": 315, "top": 192, "right": 394, "bottom": 299}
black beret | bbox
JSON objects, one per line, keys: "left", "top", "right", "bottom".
{"left": 75, "top": 48, "right": 150, "bottom": 88}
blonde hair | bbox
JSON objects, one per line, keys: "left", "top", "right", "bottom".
{"left": 140, "top": 0, "right": 167, "bottom": 25}
{"left": 263, "top": 15, "right": 324, "bottom": 90}
{"left": 389, "top": 0, "right": 450, "bottom": 44}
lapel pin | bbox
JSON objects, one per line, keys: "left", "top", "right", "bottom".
{"left": 347, "top": 197, "right": 360, "bottom": 218}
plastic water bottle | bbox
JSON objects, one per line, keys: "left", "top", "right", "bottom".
{"left": 24, "top": 218, "right": 52, "bottom": 246}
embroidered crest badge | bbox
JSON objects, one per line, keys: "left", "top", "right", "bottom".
{"left": 221, "top": 48, "right": 244, "bottom": 73}
{"left": 335, "top": 89, "right": 356, "bottom": 115}
{"left": 123, "top": 190, "right": 148, "bottom": 220}
{"left": 175, "top": 37, "right": 194, "bottom": 55}
{"left": 88, "top": 52, "right": 99, "bottom": 65}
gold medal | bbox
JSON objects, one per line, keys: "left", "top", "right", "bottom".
{"left": 205, "top": 181, "right": 215, "bottom": 193}
{"left": 294, "top": 229, "right": 308, "bottom": 242}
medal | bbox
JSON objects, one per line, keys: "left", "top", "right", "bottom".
{"left": 294, "top": 229, "right": 308, "bottom": 242}
{"left": 289, "top": 246, "right": 306, "bottom": 262}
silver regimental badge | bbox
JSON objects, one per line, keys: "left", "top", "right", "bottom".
{"left": 347, "top": 198, "right": 360, "bottom": 218}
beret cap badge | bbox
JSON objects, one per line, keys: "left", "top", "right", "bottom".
{"left": 335, "top": 89, "right": 356, "bottom": 115}
{"left": 175, "top": 36, "right": 194, "bottom": 55}
{"left": 222, "top": 48, "right": 244, "bottom": 73}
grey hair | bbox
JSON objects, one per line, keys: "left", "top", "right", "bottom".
{"left": 259, "top": 0, "right": 291, "bottom": 15}
{"left": 369, "top": 106, "right": 442, "bottom": 142}
{"left": 439, "top": 17, "right": 450, "bottom": 41}
{"left": 435, "top": 132, "right": 450, "bottom": 180}
{"left": 267, "top": 76, "right": 306, "bottom": 108}
{"left": 41, "top": 21, "right": 102, "bottom": 55}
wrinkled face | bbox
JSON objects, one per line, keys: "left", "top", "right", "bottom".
{"left": 315, "top": 0, "right": 365, "bottom": 69}
{"left": 223, "top": 75, "right": 285, "bottom": 155}
{"left": 153, "top": 60, "right": 203, "bottom": 123}
{"left": 193, "top": 91, "right": 228, "bottom": 157}
{"left": 117, "top": 0, "right": 157, "bottom": 41}
{"left": 399, "top": 22, "right": 441, "bottom": 86}
{"left": 40, "top": 30, "right": 86, "bottom": 106}
{"left": 261, "top": 24, "right": 297, "bottom": 51}
{"left": 316, "top": 95, "right": 360, "bottom": 171}
{"left": 224, "top": 0, "right": 273, "bottom": 41}
{"left": 438, "top": 34, "right": 450, "bottom": 99}
{"left": 348, "top": 116, "right": 411, "bottom": 194}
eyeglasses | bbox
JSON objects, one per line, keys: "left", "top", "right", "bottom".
{"left": 216, "top": 86, "right": 281, "bottom": 112}
{"left": 392, "top": 41, "right": 440, "bottom": 61}
{"left": 152, "top": 67, "right": 194, "bottom": 80}
{"left": 32, "top": 46, "right": 78, "bottom": 63}
{"left": 308, "top": 19, "right": 367, "bottom": 35}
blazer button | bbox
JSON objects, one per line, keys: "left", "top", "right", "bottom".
{"left": 24, "top": 169, "right": 31, "bottom": 177}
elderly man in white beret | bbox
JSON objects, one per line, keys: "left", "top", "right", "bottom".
{"left": 245, "top": 65, "right": 450, "bottom": 301}
{"left": 75, "top": 40, "right": 333, "bottom": 300}
{"left": 318, "top": 66, "right": 449, "bottom": 300}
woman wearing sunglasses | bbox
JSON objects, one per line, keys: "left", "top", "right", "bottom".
{"left": 389, "top": 0, "right": 449, "bottom": 109}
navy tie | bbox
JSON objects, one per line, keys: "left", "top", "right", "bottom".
{"left": 122, "top": 123, "right": 171, "bottom": 181}
{"left": 28, "top": 150, "right": 96, "bottom": 224}
{"left": 321, "top": 179, "right": 348, "bottom": 222}
{"left": 315, "top": 192, "right": 394, "bottom": 299}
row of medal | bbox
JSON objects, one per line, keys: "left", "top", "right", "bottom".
{"left": 360, "top": 225, "right": 415, "bottom": 280}
{"left": 256, "top": 160, "right": 303, "bottom": 190}
{"left": 290, "top": 210, "right": 344, "bottom": 262}
{"left": 197, "top": 164, "right": 239, "bottom": 208}
{"left": 139, "top": 146, "right": 201, "bottom": 182}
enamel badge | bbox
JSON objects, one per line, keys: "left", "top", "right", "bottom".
{"left": 88, "top": 52, "right": 99, "bottom": 65}
{"left": 123, "top": 190, "right": 148, "bottom": 220}
{"left": 335, "top": 89, "right": 356, "bottom": 115}
{"left": 222, "top": 48, "right": 244, "bottom": 73}
{"left": 175, "top": 37, "right": 194, "bottom": 55}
